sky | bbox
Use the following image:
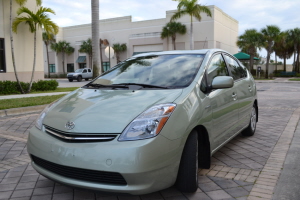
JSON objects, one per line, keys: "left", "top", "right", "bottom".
{"left": 43, "top": 0, "right": 300, "bottom": 64}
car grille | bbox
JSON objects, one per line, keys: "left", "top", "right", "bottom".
{"left": 31, "top": 155, "right": 127, "bottom": 185}
{"left": 44, "top": 125, "right": 119, "bottom": 143}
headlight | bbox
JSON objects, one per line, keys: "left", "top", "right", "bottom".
{"left": 35, "top": 100, "right": 58, "bottom": 130}
{"left": 118, "top": 103, "right": 176, "bottom": 141}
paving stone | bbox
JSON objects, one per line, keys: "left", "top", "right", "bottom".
{"left": 11, "top": 189, "right": 33, "bottom": 198}
{"left": 52, "top": 192, "right": 73, "bottom": 200}
{"left": 198, "top": 182, "right": 221, "bottom": 192}
{"left": 0, "top": 183, "right": 17, "bottom": 192}
{"left": 33, "top": 187, "right": 54, "bottom": 196}
{"left": 140, "top": 192, "right": 164, "bottom": 200}
{"left": 224, "top": 187, "right": 248, "bottom": 198}
{"left": 0, "top": 190, "right": 13, "bottom": 199}
{"left": 206, "top": 189, "right": 232, "bottom": 199}
{"left": 184, "top": 192, "right": 211, "bottom": 200}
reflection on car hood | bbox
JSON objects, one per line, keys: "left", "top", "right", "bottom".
{"left": 43, "top": 88, "right": 183, "bottom": 133}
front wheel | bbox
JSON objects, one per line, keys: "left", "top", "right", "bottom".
{"left": 176, "top": 130, "right": 198, "bottom": 193}
{"left": 242, "top": 105, "right": 257, "bottom": 136}
{"left": 68, "top": 79, "right": 73, "bottom": 82}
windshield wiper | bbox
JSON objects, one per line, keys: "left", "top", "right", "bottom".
{"left": 113, "top": 83, "right": 170, "bottom": 89}
{"left": 85, "top": 83, "right": 128, "bottom": 89}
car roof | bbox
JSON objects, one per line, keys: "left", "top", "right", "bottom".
{"left": 132, "top": 49, "right": 229, "bottom": 58}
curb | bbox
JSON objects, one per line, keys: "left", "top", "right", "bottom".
{"left": 0, "top": 104, "right": 47, "bottom": 117}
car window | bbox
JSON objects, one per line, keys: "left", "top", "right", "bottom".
{"left": 83, "top": 69, "right": 87, "bottom": 73}
{"left": 207, "top": 54, "right": 229, "bottom": 86}
{"left": 75, "top": 69, "right": 83, "bottom": 73}
{"left": 224, "top": 55, "right": 246, "bottom": 80}
{"left": 88, "top": 69, "right": 91, "bottom": 73}
{"left": 93, "top": 54, "right": 205, "bottom": 88}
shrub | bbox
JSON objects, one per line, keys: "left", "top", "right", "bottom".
{"left": 0, "top": 80, "right": 58, "bottom": 95}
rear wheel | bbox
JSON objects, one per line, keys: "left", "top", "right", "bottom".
{"left": 85, "top": 78, "right": 89, "bottom": 81}
{"left": 242, "top": 105, "right": 257, "bottom": 136}
{"left": 68, "top": 79, "right": 73, "bottom": 82}
{"left": 176, "top": 130, "right": 198, "bottom": 193}
{"left": 77, "top": 76, "right": 82, "bottom": 82}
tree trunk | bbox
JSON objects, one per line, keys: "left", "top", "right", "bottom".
{"left": 62, "top": 52, "right": 65, "bottom": 74}
{"left": 190, "top": 16, "right": 194, "bottom": 50}
{"left": 297, "top": 49, "right": 300, "bottom": 73}
{"left": 99, "top": 39, "right": 103, "bottom": 71}
{"left": 92, "top": 0, "right": 101, "bottom": 76}
{"left": 172, "top": 35, "right": 176, "bottom": 50}
{"left": 249, "top": 54, "right": 254, "bottom": 72}
{"left": 275, "top": 53, "right": 277, "bottom": 72}
{"left": 284, "top": 56, "right": 286, "bottom": 72}
{"left": 27, "top": 30, "right": 37, "bottom": 93}
{"left": 89, "top": 54, "right": 92, "bottom": 68}
{"left": 46, "top": 43, "right": 50, "bottom": 78}
{"left": 265, "top": 52, "right": 270, "bottom": 79}
{"left": 10, "top": 0, "right": 24, "bottom": 93}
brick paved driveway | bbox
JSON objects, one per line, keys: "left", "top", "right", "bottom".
{"left": 0, "top": 82, "right": 300, "bottom": 200}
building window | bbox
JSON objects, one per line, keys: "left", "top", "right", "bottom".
{"left": 0, "top": 38, "right": 6, "bottom": 73}
{"left": 103, "top": 62, "right": 110, "bottom": 72}
{"left": 49, "top": 64, "right": 55, "bottom": 73}
{"left": 79, "top": 63, "right": 86, "bottom": 69}
{"left": 67, "top": 63, "right": 74, "bottom": 72}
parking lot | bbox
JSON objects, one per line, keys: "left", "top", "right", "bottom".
{"left": 0, "top": 82, "right": 300, "bottom": 200}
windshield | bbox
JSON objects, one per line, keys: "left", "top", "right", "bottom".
{"left": 92, "top": 54, "right": 204, "bottom": 88}
{"left": 75, "top": 69, "right": 83, "bottom": 73}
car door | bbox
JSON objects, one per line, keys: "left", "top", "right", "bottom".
{"left": 224, "top": 54, "right": 253, "bottom": 132}
{"left": 88, "top": 69, "right": 92, "bottom": 78}
{"left": 82, "top": 69, "right": 87, "bottom": 78}
{"left": 206, "top": 53, "right": 239, "bottom": 150}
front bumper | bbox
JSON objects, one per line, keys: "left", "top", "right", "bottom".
{"left": 27, "top": 126, "right": 183, "bottom": 195}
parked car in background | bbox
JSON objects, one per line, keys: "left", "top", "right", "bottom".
{"left": 28, "top": 49, "right": 258, "bottom": 195}
{"left": 67, "top": 68, "right": 93, "bottom": 82}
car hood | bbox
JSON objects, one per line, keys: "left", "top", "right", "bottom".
{"left": 43, "top": 88, "right": 183, "bottom": 133}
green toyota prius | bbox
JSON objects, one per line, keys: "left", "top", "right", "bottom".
{"left": 27, "top": 49, "right": 258, "bottom": 195}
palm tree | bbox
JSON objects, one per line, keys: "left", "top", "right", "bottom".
{"left": 9, "top": 0, "right": 41, "bottom": 93}
{"left": 50, "top": 41, "right": 74, "bottom": 75}
{"left": 91, "top": 0, "right": 100, "bottom": 77}
{"left": 171, "top": 0, "right": 212, "bottom": 50}
{"left": 260, "top": 25, "right": 281, "bottom": 78}
{"left": 237, "top": 29, "right": 263, "bottom": 71}
{"left": 274, "top": 31, "right": 293, "bottom": 71}
{"left": 112, "top": 43, "right": 127, "bottom": 63}
{"left": 42, "top": 32, "right": 56, "bottom": 78}
{"left": 288, "top": 28, "right": 300, "bottom": 72}
{"left": 161, "top": 22, "right": 186, "bottom": 50}
{"left": 79, "top": 38, "right": 93, "bottom": 68}
{"left": 13, "top": 6, "right": 58, "bottom": 93}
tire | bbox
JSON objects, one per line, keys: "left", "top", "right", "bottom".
{"left": 85, "top": 78, "right": 89, "bottom": 81}
{"left": 77, "top": 76, "right": 82, "bottom": 82}
{"left": 242, "top": 104, "right": 257, "bottom": 136}
{"left": 68, "top": 79, "right": 73, "bottom": 82}
{"left": 176, "top": 130, "right": 198, "bottom": 193}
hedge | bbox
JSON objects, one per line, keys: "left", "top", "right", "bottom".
{"left": 0, "top": 80, "right": 58, "bottom": 95}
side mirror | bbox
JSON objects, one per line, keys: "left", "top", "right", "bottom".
{"left": 211, "top": 76, "right": 234, "bottom": 89}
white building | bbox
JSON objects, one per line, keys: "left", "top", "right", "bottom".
{"left": 0, "top": 0, "right": 44, "bottom": 82}
{"left": 45, "top": 5, "right": 239, "bottom": 75}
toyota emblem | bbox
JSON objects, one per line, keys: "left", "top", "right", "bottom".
{"left": 65, "top": 121, "right": 75, "bottom": 130}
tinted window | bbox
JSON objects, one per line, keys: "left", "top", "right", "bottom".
{"left": 224, "top": 55, "right": 247, "bottom": 80}
{"left": 94, "top": 54, "right": 205, "bottom": 88}
{"left": 88, "top": 69, "right": 91, "bottom": 72}
{"left": 207, "top": 54, "right": 228, "bottom": 86}
{"left": 83, "top": 69, "right": 87, "bottom": 73}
